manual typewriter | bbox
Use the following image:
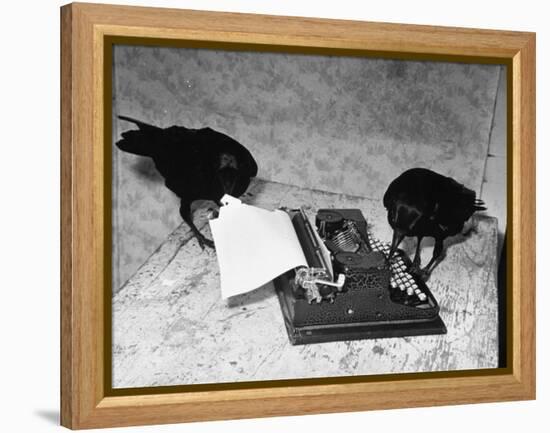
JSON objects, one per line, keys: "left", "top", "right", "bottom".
{"left": 274, "top": 208, "right": 447, "bottom": 345}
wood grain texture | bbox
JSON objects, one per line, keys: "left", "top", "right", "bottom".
{"left": 515, "top": 34, "right": 536, "bottom": 395}
{"left": 60, "top": 4, "right": 73, "bottom": 429}
{"left": 60, "top": 2, "right": 536, "bottom": 429}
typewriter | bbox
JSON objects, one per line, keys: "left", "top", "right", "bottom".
{"left": 274, "top": 208, "right": 447, "bottom": 345}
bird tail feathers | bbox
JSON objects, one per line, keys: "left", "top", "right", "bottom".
{"left": 473, "top": 198, "right": 487, "bottom": 212}
{"left": 118, "top": 115, "right": 160, "bottom": 132}
{"left": 116, "top": 116, "right": 160, "bottom": 157}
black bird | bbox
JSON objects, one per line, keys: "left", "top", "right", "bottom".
{"left": 383, "top": 168, "right": 486, "bottom": 280}
{"left": 116, "top": 115, "right": 258, "bottom": 248}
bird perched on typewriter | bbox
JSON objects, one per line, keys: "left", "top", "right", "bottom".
{"left": 116, "top": 115, "right": 258, "bottom": 249}
{"left": 383, "top": 167, "right": 486, "bottom": 280}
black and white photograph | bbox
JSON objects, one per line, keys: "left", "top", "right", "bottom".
{"left": 110, "top": 43, "right": 507, "bottom": 388}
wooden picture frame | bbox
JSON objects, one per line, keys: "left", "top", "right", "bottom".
{"left": 60, "top": 2, "right": 535, "bottom": 429}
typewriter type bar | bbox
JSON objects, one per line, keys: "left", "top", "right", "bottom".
{"left": 274, "top": 208, "right": 447, "bottom": 345}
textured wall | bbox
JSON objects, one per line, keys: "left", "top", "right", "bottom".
{"left": 112, "top": 45, "right": 502, "bottom": 291}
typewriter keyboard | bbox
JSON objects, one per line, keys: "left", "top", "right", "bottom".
{"left": 368, "top": 234, "right": 431, "bottom": 307}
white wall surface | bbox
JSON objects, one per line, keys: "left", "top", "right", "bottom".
{"left": 0, "top": 1, "right": 546, "bottom": 432}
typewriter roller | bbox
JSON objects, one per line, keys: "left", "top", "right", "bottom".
{"left": 274, "top": 208, "right": 447, "bottom": 345}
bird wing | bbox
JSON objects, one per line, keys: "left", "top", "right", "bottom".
{"left": 197, "top": 128, "right": 258, "bottom": 177}
{"left": 116, "top": 119, "right": 258, "bottom": 202}
{"left": 432, "top": 175, "right": 480, "bottom": 231}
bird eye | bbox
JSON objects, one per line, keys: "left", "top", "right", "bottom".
{"left": 219, "top": 153, "right": 238, "bottom": 169}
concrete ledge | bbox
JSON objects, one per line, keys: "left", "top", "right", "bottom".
{"left": 113, "top": 179, "right": 499, "bottom": 388}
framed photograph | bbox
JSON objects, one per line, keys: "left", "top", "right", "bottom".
{"left": 60, "top": 2, "right": 535, "bottom": 429}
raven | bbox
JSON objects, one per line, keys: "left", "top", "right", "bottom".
{"left": 383, "top": 168, "right": 486, "bottom": 280}
{"left": 116, "top": 115, "right": 258, "bottom": 248}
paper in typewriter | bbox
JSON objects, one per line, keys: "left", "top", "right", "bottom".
{"left": 209, "top": 195, "right": 308, "bottom": 299}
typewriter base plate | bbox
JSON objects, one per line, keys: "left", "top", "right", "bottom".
{"left": 276, "top": 286, "right": 447, "bottom": 345}
{"left": 280, "top": 312, "right": 446, "bottom": 346}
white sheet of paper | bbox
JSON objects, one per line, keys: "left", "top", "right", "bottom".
{"left": 209, "top": 195, "right": 307, "bottom": 299}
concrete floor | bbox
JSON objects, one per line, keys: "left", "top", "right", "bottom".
{"left": 112, "top": 180, "right": 499, "bottom": 388}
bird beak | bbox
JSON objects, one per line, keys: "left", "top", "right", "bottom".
{"left": 217, "top": 169, "right": 237, "bottom": 196}
{"left": 387, "top": 229, "right": 405, "bottom": 261}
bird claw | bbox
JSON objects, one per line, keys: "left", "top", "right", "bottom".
{"left": 415, "top": 268, "right": 431, "bottom": 282}
{"left": 407, "top": 263, "right": 431, "bottom": 281}
{"left": 408, "top": 264, "right": 421, "bottom": 275}
{"left": 462, "top": 225, "right": 478, "bottom": 237}
{"left": 197, "top": 236, "right": 215, "bottom": 250}
{"left": 206, "top": 208, "right": 219, "bottom": 219}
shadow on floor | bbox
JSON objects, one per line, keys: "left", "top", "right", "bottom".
{"left": 34, "top": 409, "right": 59, "bottom": 425}
{"left": 226, "top": 282, "right": 275, "bottom": 308}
